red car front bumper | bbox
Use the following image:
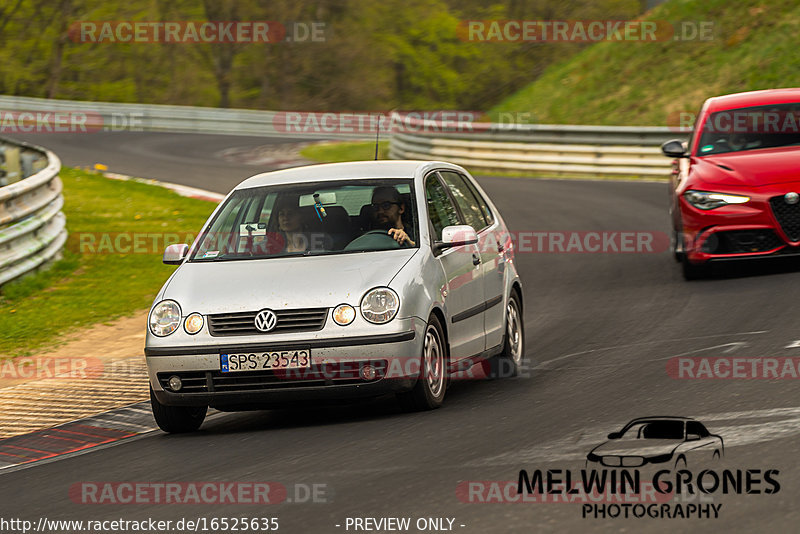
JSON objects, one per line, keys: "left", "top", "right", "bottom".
{"left": 680, "top": 184, "right": 800, "bottom": 264}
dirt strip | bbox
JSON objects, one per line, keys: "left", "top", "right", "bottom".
{"left": 0, "top": 311, "right": 150, "bottom": 438}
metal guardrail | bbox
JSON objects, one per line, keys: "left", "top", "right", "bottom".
{"left": 388, "top": 117, "right": 688, "bottom": 177}
{"left": 0, "top": 95, "right": 371, "bottom": 140}
{"left": 0, "top": 136, "right": 66, "bottom": 286}
{"left": 0, "top": 95, "right": 686, "bottom": 177}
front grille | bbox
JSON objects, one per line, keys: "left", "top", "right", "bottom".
{"left": 701, "top": 230, "right": 783, "bottom": 254}
{"left": 158, "top": 361, "right": 388, "bottom": 393}
{"left": 770, "top": 196, "right": 800, "bottom": 241}
{"left": 208, "top": 308, "right": 328, "bottom": 336}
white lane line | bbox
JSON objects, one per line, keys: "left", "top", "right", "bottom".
{"left": 471, "top": 405, "right": 800, "bottom": 466}
{"left": 535, "top": 332, "right": 767, "bottom": 369}
{"left": 785, "top": 340, "right": 800, "bottom": 349}
{"left": 649, "top": 342, "right": 750, "bottom": 361}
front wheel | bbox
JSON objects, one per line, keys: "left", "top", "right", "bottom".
{"left": 488, "top": 291, "right": 524, "bottom": 379}
{"left": 397, "top": 315, "right": 447, "bottom": 411}
{"left": 682, "top": 254, "right": 710, "bottom": 280}
{"left": 150, "top": 386, "right": 207, "bottom": 433}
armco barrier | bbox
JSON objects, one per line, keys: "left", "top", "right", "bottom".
{"left": 388, "top": 117, "right": 687, "bottom": 177}
{"left": 0, "top": 95, "right": 686, "bottom": 177}
{"left": 0, "top": 136, "right": 66, "bottom": 286}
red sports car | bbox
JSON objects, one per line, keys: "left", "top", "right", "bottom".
{"left": 664, "top": 88, "right": 800, "bottom": 279}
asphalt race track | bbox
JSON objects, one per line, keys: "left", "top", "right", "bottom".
{"left": 3, "top": 132, "right": 800, "bottom": 532}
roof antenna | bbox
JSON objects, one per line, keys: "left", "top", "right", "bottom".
{"left": 374, "top": 113, "right": 381, "bottom": 160}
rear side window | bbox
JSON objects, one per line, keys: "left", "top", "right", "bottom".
{"left": 439, "top": 171, "right": 489, "bottom": 232}
{"left": 686, "top": 421, "right": 710, "bottom": 437}
{"left": 425, "top": 173, "right": 461, "bottom": 238}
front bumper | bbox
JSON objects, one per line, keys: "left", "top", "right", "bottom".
{"left": 146, "top": 319, "right": 424, "bottom": 407}
{"left": 680, "top": 191, "right": 800, "bottom": 264}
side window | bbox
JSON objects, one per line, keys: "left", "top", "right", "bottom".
{"left": 461, "top": 176, "right": 494, "bottom": 226}
{"left": 686, "top": 421, "right": 709, "bottom": 437}
{"left": 439, "top": 171, "right": 487, "bottom": 232}
{"left": 425, "top": 173, "right": 460, "bottom": 239}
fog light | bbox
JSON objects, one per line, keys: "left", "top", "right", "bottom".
{"left": 184, "top": 313, "right": 204, "bottom": 334}
{"left": 168, "top": 375, "right": 183, "bottom": 391}
{"left": 361, "top": 365, "right": 376, "bottom": 381}
{"left": 332, "top": 304, "right": 356, "bottom": 326}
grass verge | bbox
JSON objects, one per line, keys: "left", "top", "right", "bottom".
{"left": 0, "top": 168, "right": 216, "bottom": 358}
{"left": 491, "top": 0, "right": 800, "bottom": 126}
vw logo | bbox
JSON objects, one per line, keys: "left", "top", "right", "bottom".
{"left": 254, "top": 309, "right": 277, "bottom": 332}
{"left": 786, "top": 192, "right": 800, "bottom": 205}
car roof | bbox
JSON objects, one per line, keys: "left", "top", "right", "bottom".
{"left": 235, "top": 160, "right": 460, "bottom": 189}
{"left": 624, "top": 416, "right": 694, "bottom": 425}
{"left": 706, "top": 88, "right": 800, "bottom": 113}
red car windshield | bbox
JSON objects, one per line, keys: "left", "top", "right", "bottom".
{"left": 697, "top": 103, "right": 800, "bottom": 155}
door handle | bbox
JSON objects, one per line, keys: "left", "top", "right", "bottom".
{"left": 472, "top": 253, "right": 481, "bottom": 265}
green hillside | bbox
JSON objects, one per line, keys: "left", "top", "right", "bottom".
{"left": 491, "top": 0, "right": 800, "bottom": 126}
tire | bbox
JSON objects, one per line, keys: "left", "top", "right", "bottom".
{"left": 488, "top": 291, "right": 524, "bottom": 379}
{"left": 397, "top": 315, "right": 447, "bottom": 411}
{"left": 682, "top": 254, "right": 710, "bottom": 280}
{"left": 150, "top": 386, "right": 207, "bottom": 433}
{"left": 674, "top": 456, "right": 687, "bottom": 471}
{"left": 672, "top": 230, "right": 684, "bottom": 263}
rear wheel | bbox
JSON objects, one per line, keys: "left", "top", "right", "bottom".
{"left": 488, "top": 291, "right": 524, "bottom": 379}
{"left": 398, "top": 315, "right": 447, "bottom": 411}
{"left": 150, "top": 386, "right": 207, "bottom": 433}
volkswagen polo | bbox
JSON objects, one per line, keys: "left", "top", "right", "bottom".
{"left": 145, "top": 161, "right": 524, "bottom": 432}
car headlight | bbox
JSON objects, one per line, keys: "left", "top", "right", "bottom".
{"left": 360, "top": 287, "right": 399, "bottom": 324}
{"left": 332, "top": 304, "right": 356, "bottom": 326}
{"left": 184, "top": 312, "right": 204, "bottom": 335}
{"left": 684, "top": 190, "right": 749, "bottom": 210}
{"left": 149, "top": 300, "right": 181, "bottom": 337}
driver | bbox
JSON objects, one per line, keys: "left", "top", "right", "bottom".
{"left": 371, "top": 186, "right": 415, "bottom": 246}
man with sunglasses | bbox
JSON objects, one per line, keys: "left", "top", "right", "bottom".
{"left": 370, "top": 186, "right": 415, "bottom": 247}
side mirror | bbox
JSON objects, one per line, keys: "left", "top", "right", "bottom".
{"left": 434, "top": 225, "right": 478, "bottom": 251}
{"left": 686, "top": 433, "right": 701, "bottom": 442}
{"left": 607, "top": 432, "right": 622, "bottom": 440}
{"left": 163, "top": 243, "right": 189, "bottom": 265}
{"left": 661, "top": 139, "right": 688, "bottom": 158}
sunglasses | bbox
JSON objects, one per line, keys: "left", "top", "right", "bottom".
{"left": 371, "top": 201, "right": 400, "bottom": 211}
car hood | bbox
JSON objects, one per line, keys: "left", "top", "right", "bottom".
{"left": 698, "top": 147, "right": 800, "bottom": 187}
{"left": 590, "top": 439, "right": 681, "bottom": 457}
{"left": 162, "top": 249, "right": 417, "bottom": 313}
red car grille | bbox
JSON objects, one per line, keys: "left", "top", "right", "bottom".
{"left": 769, "top": 196, "right": 800, "bottom": 241}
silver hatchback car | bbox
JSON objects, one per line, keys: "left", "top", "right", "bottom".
{"left": 145, "top": 161, "right": 524, "bottom": 432}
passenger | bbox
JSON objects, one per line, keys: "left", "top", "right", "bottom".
{"left": 276, "top": 198, "right": 309, "bottom": 253}
{"left": 370, "top": 186, "right": 415, "bottom": 247}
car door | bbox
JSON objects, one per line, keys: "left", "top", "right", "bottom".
{"left": 684, "top": 421, "right": 719, "bottom": 465}
{"left": 438, "top": 171, "right": 505, "bottom": 351}
{"left": 425, "top": 172, "right": 485, "bottom": 362}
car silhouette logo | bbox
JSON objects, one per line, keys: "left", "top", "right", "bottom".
{"left": 254, "top": 309, "right": 278, "bottom": 332}
{"left": 785, "top": 192, "right": 799, "bottom": 205}
{"left": 585, "top": 416, "right": 724, "bottom": 470}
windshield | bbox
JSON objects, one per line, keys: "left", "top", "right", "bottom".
{"left": 621, "top": 420, "right": 684, "bottom": 440}
{"left": 190, "top": 179, "right": 418, "bottom": 261}
{"left": 697, "top": 103, "right": 800, "bottom": 155}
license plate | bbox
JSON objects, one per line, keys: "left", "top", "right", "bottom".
{"left": 220, "top": 350, "right": 311, "bottom": 372}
